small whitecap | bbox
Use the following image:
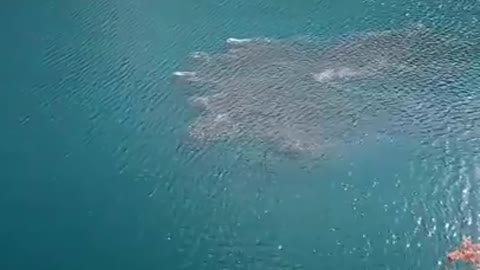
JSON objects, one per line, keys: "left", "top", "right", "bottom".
{"left": 191, "top": 51, "right": 207, "bottom": 58}
{"left": 337, "top": 67, "right": 359, "bottom": 78}
{"left": 173, "top": 71, "right": 197, "bottom": 77}
{"left": 214, "top": 113, "right": 229, "bottom": 122}
{"left": 190, "top": 51, "right": 210, "bottom": 61}
{"left": 417, "top": 217, "right": 422, "bottom": 225}
{"left": 312, "top": 69, "right": 335, "bottom": 82}
{"left": 226, "top": 37, "right": 253, "bottom": 45}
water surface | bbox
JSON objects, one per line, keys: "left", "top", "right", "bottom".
{"left": 1, "top": 1, "right": 480, "bottom": 270}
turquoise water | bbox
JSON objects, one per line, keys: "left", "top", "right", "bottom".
{"left": 1, "top": 1, "right": 480, "bottom": 269}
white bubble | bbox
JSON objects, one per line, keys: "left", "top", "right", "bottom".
{"left": 173, "top": 71, "right": 196, "bottom": 77}
{"left": 226, "top": 37, "right": 253, "bottom": 45}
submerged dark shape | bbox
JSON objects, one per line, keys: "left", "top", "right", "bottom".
{"left": 173, "top": 25, "right": 480, "bottom": 157}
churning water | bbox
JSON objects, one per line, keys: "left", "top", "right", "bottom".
{"left": 2, "top": 1, "right": 480, "bottom": 270}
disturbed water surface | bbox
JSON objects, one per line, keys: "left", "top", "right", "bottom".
{"left": 174, "top": 25, "right": 479, "bottom": 158}
{"left": 1, "top": 0, "right": 480, "bottom": 270}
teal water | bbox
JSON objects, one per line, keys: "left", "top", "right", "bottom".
{"left": 1, "top": 1, "right": 480, "bottom": 269}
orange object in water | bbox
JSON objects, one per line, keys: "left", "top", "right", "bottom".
{"left": 448, "top": 237, "right": 480, "bottom": 264}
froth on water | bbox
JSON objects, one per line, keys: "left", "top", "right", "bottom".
{"left": 173, "top": 24, "right": 480, "bottom": 158}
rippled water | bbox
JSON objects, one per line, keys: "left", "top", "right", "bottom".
{"left": 174, "top": 24, "right": 479, "bottom": 159}
{"left": 1, "top": 1, "right": 480, "bottom": 270}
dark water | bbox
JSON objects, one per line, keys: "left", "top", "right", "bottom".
{"left": 1, "top": 1, "right": 480, "bottom": 270}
